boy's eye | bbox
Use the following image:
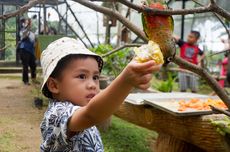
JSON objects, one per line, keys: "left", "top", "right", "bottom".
{"left": 93, "top": 75, "right": 99, "bottom": 80}
{"left": 77, "top": 74, "right": 86, "bottom": 79}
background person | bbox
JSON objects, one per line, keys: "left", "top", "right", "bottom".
{"left": 18, "top": 18, "right": 36, "bottom": 85}
{"left": 218, "top": 52, "right": 228, "bottom": 88}
{"left": 174, "top": 31, "right": 205, "bottom": 93}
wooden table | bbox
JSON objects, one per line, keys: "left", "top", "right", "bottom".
{"left": 114, "top": 97, "right": 230, "bottom": 152}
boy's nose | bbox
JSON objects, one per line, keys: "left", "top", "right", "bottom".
{"left": 87, "top": 80, "right": 97, "bottom": 90}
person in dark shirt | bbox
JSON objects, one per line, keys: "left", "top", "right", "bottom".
{"left": 18, "top": 18, "right": 36, "bottom": 85}
{"left": 174, "top": 31, "right": 205, "bottom": 93}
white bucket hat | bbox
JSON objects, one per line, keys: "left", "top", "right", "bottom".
{"left": 40, "top": 37, "right": 103, "bottom": 98}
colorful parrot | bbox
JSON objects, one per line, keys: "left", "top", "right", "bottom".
{"left": 142, "top": 0, "right": 176, "bottom": 65}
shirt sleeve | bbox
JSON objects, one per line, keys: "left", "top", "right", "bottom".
{"left": 177, "top": 39, "right": 185, "bottom": 47}
{"left": 40, "top": 103, "right": 80, "bottom": 150}
{"left": 222, "top": 57, "right": 228, "bottom": 65}
{"left": 20, "top": 28, "right": 29, "bottom": 40}
{"left": 58, "top": 105, "right": 80, "bottom": 144}
{"left": 198, "top": 48, "right": 204, "bottom": 55}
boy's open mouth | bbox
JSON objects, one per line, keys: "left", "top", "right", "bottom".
{"left": 86, "top": 93, "right": 96, "bottom": 100}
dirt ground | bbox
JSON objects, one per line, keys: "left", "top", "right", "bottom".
{"left": 0, "top": 77, "right": 45, "bottom": 152}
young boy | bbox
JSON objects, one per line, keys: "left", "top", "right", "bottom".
{"left": 40, "top": 37, "right": 160, "bottom": 151}
{"left": 174, "top": 31, "right": 205, "bottom": 93}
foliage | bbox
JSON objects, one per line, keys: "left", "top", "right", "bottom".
{"left": 211, "top": 116, "right": 230, "bottom": 137}
{"left": 4, "top": 17, "right": 17, "bottom": 61}
{"left": 154, "top": 73, "right": 176, "bottom": 92}
{"left": 204, "top": 51, "right": 224, "bottom": 74}
{"left": 100, "top": 116, "right": 157, "bottom": 152}
{"left": 91, "top": 44, "right": 133, "bottom": 77}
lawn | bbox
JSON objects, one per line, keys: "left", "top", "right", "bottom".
{"left": 100, "top": 116, "right": 157, "bottom": 152}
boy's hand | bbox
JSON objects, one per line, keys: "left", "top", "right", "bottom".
{"left": 173, "top": 35, "right": 180, "bottom": 43}
{"left": 122, "top": 60, "right": 161, "bottom": 90}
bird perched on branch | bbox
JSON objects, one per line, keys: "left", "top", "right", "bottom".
{"left": 141, "top": 0, "right": 176, "bottom": 65}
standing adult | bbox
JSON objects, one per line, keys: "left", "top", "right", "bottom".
{"left": 19, "top": 18, "right": 36, "bottom": 85}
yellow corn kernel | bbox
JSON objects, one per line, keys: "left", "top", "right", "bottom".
{"left": 134, "top": 41, "right": 164, "bottom": 64}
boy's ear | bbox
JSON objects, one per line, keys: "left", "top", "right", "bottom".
{"left": 46, "top": 77, "right": 60, "bottom": 94}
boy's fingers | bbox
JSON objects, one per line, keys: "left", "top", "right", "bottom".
{"left": 132, "top": 60, "right": 156, "bottom": 72}
{"left": 138, "top": 74, "right": 152, "bottom": 84}
{"left": 141, "top": 64, "right": 162, "bottom": 74}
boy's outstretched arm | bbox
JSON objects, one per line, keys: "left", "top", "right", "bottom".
{"left": 173, "top": 35, "right": 180, "bottom": 43}
{"left": 68, "top": 60, "right": 161, "bottom": 132}
{"left": 199, "top": 54, "right": 205, "bottom": 62}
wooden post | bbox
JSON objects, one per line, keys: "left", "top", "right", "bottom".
{"left": 43, "top": 2, "right": 47, "bottom": 35}
{"left": 180, "top": 0, "right": 186, "bottom": 40}
{"left": 105, "top": 22, "right": 111, "bottom": 44}
{"left": 16, "top": 7, "right": 20, "bottom": 65}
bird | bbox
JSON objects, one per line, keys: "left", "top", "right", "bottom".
{"left": 141, "top": 0, "right": 176, "bottom": 65}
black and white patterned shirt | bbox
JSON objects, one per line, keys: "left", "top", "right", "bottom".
{"left": 40, "top": 100, "right": 104, "bottom": 152}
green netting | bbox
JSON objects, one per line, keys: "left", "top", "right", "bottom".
{"left": 37, "top": 35, "right": 76, "bottom": 51}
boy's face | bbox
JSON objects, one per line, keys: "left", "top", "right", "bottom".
{"left": 187, "top": 33, "right": 198, "bottom": 45}
{"left": 55, "top": 58, "right": 100, "bottom": 106}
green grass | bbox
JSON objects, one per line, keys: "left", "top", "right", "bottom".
{"left": 101, "top": 116, "right": 157, "bottom": 152}
{"left": 0, "top": 130, "right": 16, "bottom": 152}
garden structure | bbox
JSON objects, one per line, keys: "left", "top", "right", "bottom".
{"left": 0, "top": 0, "right": 94, "bottom": 65}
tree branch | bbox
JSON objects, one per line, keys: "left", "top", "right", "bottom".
{"left": 209, "top": 48, "right": 230, "bottom": 57}
{"left": 92, "top": 0, "right": 213, "bottom": 15}
{"left": 92, "top": 0, "right": 230, "bottom": 21}
{"left": 211, "top": 2, "right": 230, "bottom": 21}
{"left": 0, "top": 44, "right": 10, "bottom": 51}
{"left": 116, "top": 0, "right": 142, "bottom": 12}
{"left": 73, "top": 0, "right": 147, "bottom": 42}
{"left": 0, "top": 0, "right": 42, "bottom": 20}
{"left": 210, "top": 105, "right": 230, "bottom": 117}
{"left": 2, "top": 0, "right": 230, "bottom": 23}
{"left": 102, "top": 43, "right": 141, "bottom": 57}
{"left": 173, "top": 56, "right": 230, "bottom": 109}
